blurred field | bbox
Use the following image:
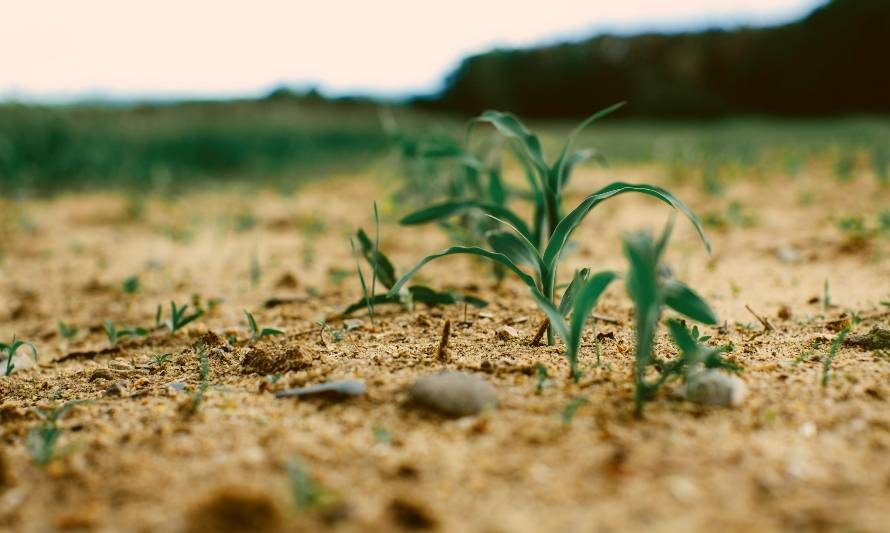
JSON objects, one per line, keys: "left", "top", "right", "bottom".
{"left": 2, "top": 97, "right": 888, "bottom": 196}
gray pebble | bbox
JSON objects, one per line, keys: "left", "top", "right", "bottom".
{"left": 408, "top": 372, "right": 497, "bottom": 416}
{"left": 679, "top": 369, "right": 747, "bottom": 407}
{"left": 275, "top": 379, "right": 366, "bottom": 400}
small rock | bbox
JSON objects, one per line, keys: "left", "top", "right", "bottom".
{"left": 107, "top": 359, "right": 133, "bottom": 372}
{"left": 776, "top": 246, "right": 801, "bottom": 263}
{"left": 274, "top": 272, "right": 299, "bottom": 289}
{"left": 104, "top": 382, "right": 125, "bottom": 397}
{"left": 680, "top": 370, "right": 747, "bottom": 406}
{"left": 167, "top": 382, "right": 187, "bottom": 393}
{"left": 388, "top": 497, "right": 437, "bottom": 530}
{"left": 274, "top": 379, "right": 365, "bottom": 400}
{"left": 90, "top": 368, "right": 114, "bottom": 381}
{"left": 408, "top": 372, "right": 497, "bottom": 416}
{"left": 241, "top": 347, "right": 309, "bottom": 375}
{"left": 845, "top": 326, "right": 890, "bottom": 350}
{"left": 496, "top": 325, "right": 519, "bottom": 340}
{"left": 343, "top": 318, "right": 364, "bottom": 331}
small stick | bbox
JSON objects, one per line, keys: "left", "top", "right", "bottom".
{"left": 437, "top": 319, "right": 451, "bottom": 361}
{"left": 531, "top": 319, "right": 549, "bottom": 346}
{"left": 592, "top": 313, "right": 621, "bottom": 325}
{"left": 745, "top": 304, "right": 774, "bottom": 332}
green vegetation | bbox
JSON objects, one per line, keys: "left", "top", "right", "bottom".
{"left": 122, "top": 275, "right": 140, "bottom": 295}
{"left": 57, "top": 321, "right": 78, "bottom": 341}
{"left": 27, "top": 400, "right": 86, "bottom": 467}
{"left": 822, "top": 327, "right": 851, "bottom": 386}
{"left": 2, "top": 336, "right": 37, "bottom": 376}
{"left": 190, "top": 344, "right": 211, "bottom": 413}
{"left": 156, "top": 301, "right": 203, "bottom": 334}
{"left": 103, "top": 321, "right": 148, "bottom": 348}
{"left": 244, "top": 311, "right": 284, "bottom": 341}
{"left": 390, "top": 107, "right": 708, "bottom": 345}
{"left": 622, "top": 221, "right": 721, "bottom": 415}
{"left": 287, "top": 458, "right": 324, "bottom": 510}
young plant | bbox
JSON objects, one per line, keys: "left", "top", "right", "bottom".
{"left": 391, "top": 106, "right": 709, "bottom": 344}
{"left": 122, "top": 275, "right": 140, "bottom": 294}
{"left": 822, "top": 326, "right": 851, "bottom": 386}
{"left": 287, "top": 458, "right": 324, "bottom": 510}
{"left": 244, "top": 310, "right": 283, "bottom": 341}
{"left": 2, "top": 336, "right": 37, "bottom": 376}
{"left": 27, "top": 400, "right": 86, "bottom": 467}
{"left": 58, "top": 321, "right": 78, "bottom": 341}
{"left": 156, "top": 301, "right": 203, "bottom": 334}
{"left": 190, "top": 344, "right": 211, "bottom": 413}
{"left": 151, "top": 353, "right": 172, "bottom": 367}
{"left": 103, "top": 321, "right": 147, "bottom": 348}
{"left": 623, "top": 221, "right": 719, "bottom": 415}
{"left": 340, "top": 227, "right": 487, "bottom": 318}
{"left": 531, "top": 269, "right": 617, "bottom": 382}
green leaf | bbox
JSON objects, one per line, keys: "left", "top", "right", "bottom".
{"left": 543, "top": 182, "right": 711, "bottom": 281}
{"left": 551, "top": 102, "right": 625, "bottom": 191}
{"left": 485, "top": 229, "right": 543, "bottom": 281}
{"left": 666, "top": 318, "right": 698, "bottom": 356}
{"left": 470, "top": 111, "right": 548, "bottom": 179}
{"left": 529, "top": 289, "right": 570, "bottom": 346}
{"left": 387, "top": 246, "right": 540, "bottom": 298}
{"left": 558, "top": 268, "right": 591, "bottom": 315}
{"left": 399, "top": 201, "right": 534, "bottom": 243}
{"left": 663, "top": 280, "right": 719, "bottom": 325}
{"left": 356, "top": 228, "right": 397, "bottom": 289}
{"left": 568, "top": 271, "right": 618, "bottom": 356}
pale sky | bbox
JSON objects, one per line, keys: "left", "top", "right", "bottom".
{"left": 1, "top": 0, "right": 822, "bottom": 102}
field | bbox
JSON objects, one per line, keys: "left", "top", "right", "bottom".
{"left": 1, "top": 109, "right": 890, "bottom": 532}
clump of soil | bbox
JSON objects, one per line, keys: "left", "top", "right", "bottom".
{"left": 186, "top": 486, "right": 281, "bottom": 533}
{"left": 241, "top": 346, "right": 310, "bottom": 375}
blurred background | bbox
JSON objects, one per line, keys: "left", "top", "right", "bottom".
{"left": 1, "top": 0, "right": 888, "bottom": 194}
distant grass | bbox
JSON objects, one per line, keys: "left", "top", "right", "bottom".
{"left": 0, "top": 97, "right": 390, "bottom": 195}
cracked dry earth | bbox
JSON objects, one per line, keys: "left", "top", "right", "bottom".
{"left": 1, "top": 164, "right": 889, "bottom": 532}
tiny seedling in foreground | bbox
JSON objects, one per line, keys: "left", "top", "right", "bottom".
{"left": 287, "top": 458, "right": 324, "bottom": 510}
{"left": 156, "top": 301, "right": 203, "bottom": 334}
{"left": 2, "top": 336, "right": 37, "bottom": 376}
{"left": 623, "top": 220, "right": 720, "bottom": 415}
{"left": 58, "top": 321, "right": 78, "bottom": 341}
{"left": 27, "top": 400, "right": 86, "bottom": 467}
{"left": 822, "top": 327, "right": 851, "bottom": 386}
{"left": 244, "top": 310, "right": 284, "bottom": 341}
{"left": 190, "top": 344, "right": 211, "bottom": 413}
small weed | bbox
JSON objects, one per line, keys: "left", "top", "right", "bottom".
{"left": 287, "top": 458, "right": 323, "bottom": 510}
{"left": 122, "top": 275, "right": 140, "bottom": 295}
{"left": 58, "top": 321, "right": 78, "bottom": 341}
{"left": 822, "top": 327, "right": 851, "bottom": 387}
{"left": 561, "top": 397, "right": 589, "bottom": 426}
{"left": 152, "top": 353, "right": 172, "bottom": 367}
{"left": 26, "top": 400, "right": 86, "bottom": 467}
{"left": 249, "top": 250, "right": 261, "bottom": 289}
{"left": 190, "top": 344, "right": 210, "bottom": 413}
{"left": 156, "top": 301, "right": 203, "bottom": 334}
{"left": 823, "top": 279, "right": 833, "bottom": 311}
{"left": 103, "top": 321, "right": 147, "bottom": 348}
{"left": 244, "top": 310, "right": 284, "bottom": 342}
{"left": 2, "top": 336, "right": 38, "bottom": 376}
{"left": 535, "top": 363, "right": 551, "bottom": 393}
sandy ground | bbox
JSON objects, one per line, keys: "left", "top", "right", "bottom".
{"left": 1, "top": 162, "right": 889, "bottom": 532}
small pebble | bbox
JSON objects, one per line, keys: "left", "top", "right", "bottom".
{"left": 167, "top": 382, "right": 187, "bottom": 393}
{"left": 680, "top": 370, "right": 747, "bottom": 406}
{"left": 408, "top": 372, "right": 497, "bottom": 416}
{"left": 274, "top": 379, "right": 366, "bottom": 400}
{"left": 775, "top": 246, "right": 802, "bottom": 263}
{"left": 496, "top": 325, "right": 519, "bottom": 340}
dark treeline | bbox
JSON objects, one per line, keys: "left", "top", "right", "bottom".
{"left": 419, "top": 0, "right": 890, "bottom": 118}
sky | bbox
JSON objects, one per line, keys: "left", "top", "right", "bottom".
{"left": 1, "top": 0, "right": 823, "bottom": 102}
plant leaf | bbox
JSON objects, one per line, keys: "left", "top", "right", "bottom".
{"left": 551, "top": 102, "right": 625, "bottom": 191}
{"left": 356, "top": 228, "right": 397, "bottom": 289}
{"left": 399, "top": 201, "right": 534, "bottom": 243}
{"left": 663, "top": 280, "right": 719, "bottom": 325}
{"left": 568, "top": 271, "right": 618, "bottom": 356}
{"left": 470, "top": 111, "right": 548, "bottom": 179}
{"left": 529, "top": 288, "right": 570, "bottom": 346}
{"left": 558, "top": 268, "right": 591, "bottom": 315}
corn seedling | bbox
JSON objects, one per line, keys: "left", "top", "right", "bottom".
{"left": 103, "top": 321, "right": 147, "bottom": 348}
{"left": 531, "top": 269, "right": 617, "bottom": 381}
{"left": 535, "top": 363, "right": 551, "bottom": 392}
{"left": 2, "top": 336, "right": 37, "bottom": 376}
{"left": 26, "top": 400, "right": 86, "bottom": 467}
{"left": 156, "top": 301, "right": 203, "bottom": 334}
{"left": 244, "top": 310, "right": 283, "bottom": 341}
{"left": 190, "top": 344, "right": 210, "bottom": 413}
{"left": 58, "top": 321, "right": 78, "bottom": 341}
{"left": 561, "top": 397, "right": 589, "bottom": 426}
{"left": 287, "top": 458, "right": 323, "bottom": 510}
{"left": 122, "top": 275, "right": 140, "bottom": 294}
{"left": 623, "top": 221, "right": 720, "bottom": 415}
{"left": 392, "top": 106, "right": 708, "bottom": 345}
{"left": 342, "top": 225, "right": 486, "bottom": 317}
{"left": 821, "top": 326, "right": 851, "bottom": 386}
{"left": 152, "top": 353, "right": 171, "bottom": 367}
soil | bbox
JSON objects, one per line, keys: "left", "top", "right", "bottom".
{"left": 1, "top": 163, "right": 889, "bottom": 532}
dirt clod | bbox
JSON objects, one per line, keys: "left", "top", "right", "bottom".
{"left": 186, "top": 486, "right": 281, "bottom": 533}
{"left": 388, "top": 497, "right": 438, "bottom": 530}
{"left": 846, "top": 326, "right": 890, "bottom": 350}
{"left": 241, "top": 346, "right": 309, "bottom": 375}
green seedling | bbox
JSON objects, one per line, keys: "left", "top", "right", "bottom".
{"left": 27, "top": 400, "right": 86, "bottom": 467}
{"left": 103, "top": 321, "right": 147, "bottom": 348}
{"left": 823, "top": 279, "right": 832, "bottom": 311}
{"left": 535, "top": 363, "right": 551, "bottom": 393}
{"left": 623, "top": 221, "right": 720, "bottom": 415}
{"left": 373, "top": 425, "right": 393, "bottom": 445}
{"left": 287, "top": 458, "right": 324, "bottom": 510}
{"left": 249, "top": 250, "right": 261, "bottom": 289}
{"left": 122, "top": 275, "right": 140, "bottom": 294}
{"left": 531, "top": 269, "right": 617, "bottom": 381}
{"left": 190, "top": 344, "right": 211, "bottom": 413}
{"left": 822, "top": 326, "right": 851, "bottom": 386}
{"left": 152, "top": 353, "right": 171, "bottom": 367}
{"left": 391, "top": 106, "right": 708, "bottom": 344}
{"left": 2, "top": 336, "right": 37, "bottom": 376}
{"left": 341, "top": 224, "right": 487, "bottom": 317}
{"left": 561, "top": 397, "right": 589, "bottom": 426}
{"left": 244, "top": 310, "right": 283, "bottom": 341}
{"left": 58, "top": 321, "right": 78, "bottom": 341}
{"left": 156, "top": 301, "right": 203, "bottom": 334}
